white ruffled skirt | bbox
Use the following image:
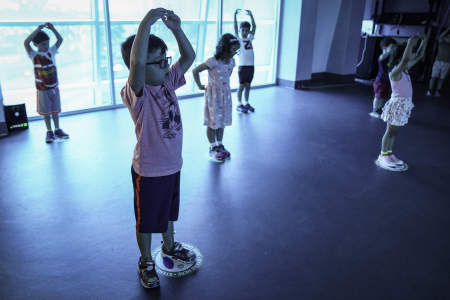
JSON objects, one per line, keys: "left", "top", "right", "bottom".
{"left": 381, "top": 97, "right": 414, "bottom": 126}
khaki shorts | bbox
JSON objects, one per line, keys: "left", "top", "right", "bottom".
{"left": 431, "top": 60, "right": 450, "bottom": 79}
{"left": 37, "top": 87, "right": 61, "bottom": 115}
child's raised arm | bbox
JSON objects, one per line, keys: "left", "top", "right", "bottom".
{"left": 390, "top": 36, "right": 418, "bottom": 80}
{"left": 192, "top": 63, "right": 209, "bottom": 90}
{"left": 129, "top": 8, "right": 166, "bottom": 96}
{"left": 45, "top": 23, "right": 63, "bottom": 49}
{"left": 406, "top": 35, "right": 428, "bottom": 70}
{"left": 234, "top": 10, "right": 239, "bottom": 37}
{"left": 248, "top": 10, "right": 256, "bottom": 36}
{"left": 163, "top": 11, "right": 195, "bottom": 74}
{"left": 24, "top": 24, "right": 44, "bottom": 55}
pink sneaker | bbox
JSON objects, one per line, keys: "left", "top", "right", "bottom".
{"left": 434, "top": 91, "right": 441, "bottom": 97}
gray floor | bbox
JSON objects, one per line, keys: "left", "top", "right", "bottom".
{"left": 1, "top": 85, "right": 449, "bottom": 300}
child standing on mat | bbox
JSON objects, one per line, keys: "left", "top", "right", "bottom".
{"left": 370, "top": 38, "right": 397, "bottom": 118}
{"left": 24, "top": 23, "right": 69, "bottom": 143}
{"left": 120, "top": 8, "right": 196, "bottom": 289}
{"left": 192, "top": 34, "right": 240, "bottom": 162}
{"left": 426, "top": 27, "right": 450, "bottom": 97}
{"left": 234, "top": 9, "right": 256, "bottom": 113}
{"left": 376, "top": 35, "right": 428, "bottom": 170}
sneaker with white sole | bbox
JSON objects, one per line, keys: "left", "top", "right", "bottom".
{"left": 369, "top": 111, "right": 380, "bottom": 118}
{"left": 137, "top": 257, "right": 160, "bottom": 289}
{"left": 209, "top": 146, "right": 225, "bottom": 162}
{"left": 426, "top": 90, "right": 433, "bottom": 96}
{"left": 390, "top": 154, "right": 404, "bottom": 166}
{"left": 162, "top": 241, "right": 197, "bottom": 264}
{"left": 244, "top": 103, "right": 255, "bottom": 112}
{"left": 45, "top": 131, "right": 55, "bottom": 143}
{"left": 54, "top": 128, "right": 69, "bottom": 139}
{"left": 216, "top": 144, "right": 230, "bottom": 159}
{"left": 236, "top": 104, "right": 248, "bottom": 113}
{"left": 377, "top": 154, "right": 397, "bottom": 169}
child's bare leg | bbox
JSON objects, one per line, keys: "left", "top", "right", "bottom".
{"left": 381, "top": 123, "right": 398, "bottom": 153}
{"left": 237, "top": 84, "right": 245, "bottom": 104}
{"left": 207, "top": 127, "right": 216, "bottom": 144}
{"left": 244, "top": 83, "right": 251, "bottom": 103}
{"left": 162, "top": 221, "right": 174, "bottom": 252}
{"left": 52, "top": 113, "right": 60, "bottom": 129}
{"left": 136, "top": 231, "right": 152, "bottom": 260}
{"left": 436, "top": 78, "right": 444, "bottom": 92}
{"left": 373, "top": 97, "right": 384, "bottom": 112}
{"left": 216, "top": 128, "right": 224, "bottom": 143}
{"left": 429, "top": 77, "right": 437, "bottom": 92}
{"left": 43, "top": 115, "right": 52, "bottom": 131}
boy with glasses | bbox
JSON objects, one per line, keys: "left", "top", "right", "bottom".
{"left": 120, "top": 8, "right": 196, "bottom": 289}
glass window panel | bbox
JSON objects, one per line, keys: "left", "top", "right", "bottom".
{"left": 0, "top": 0, "right": 92, "bottom": 21}
{"left": 222, "top": 0, "right": 278, "bottom": 85}
{"left": 0, "top": 1, "right": 113, "bottom": 117}
{"left": 110, "top": 0, "right": 217, "bottom": 98}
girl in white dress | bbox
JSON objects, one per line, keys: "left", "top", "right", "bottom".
{"left": 193, "top": 34, "right": 240, "bottom": 162}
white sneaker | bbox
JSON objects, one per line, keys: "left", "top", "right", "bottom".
{"left": 377, "top": 154, "right": 397, "bottom": 169}
{"left": 426, "top": 90, "right": 432, "bottom": 96}
{"left": 369, "top": 112, "right": 380, "bottom": 118}
{"left": 390, "top": 154, "right": 404, "bottom": 166}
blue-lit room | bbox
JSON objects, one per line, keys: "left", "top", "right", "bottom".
{"left": 1, "top": 0, "right": 450, "bottom": 299}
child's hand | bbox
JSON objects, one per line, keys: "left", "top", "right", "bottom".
{"left": 45, "top": 23, "right": 55, "bottom": 29}
{"left": 246, "top": 10, "right": 252, "bottom": 15}
{"left": 162, "top": 11, "right": 181, "bottom": 31}
{"left": 38, "top": 24, "right": 45, "bottom": 30}
{"left": 148, "top": 8, "right": 167, "bottom": 25}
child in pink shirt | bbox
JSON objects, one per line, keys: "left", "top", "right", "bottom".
{"left": 376, "top": 34, "right": 428, "bottom": 171}
{"left": 120, "top": 8, "right": 196, "bottom": 289}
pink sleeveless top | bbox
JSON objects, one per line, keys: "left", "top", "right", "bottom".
{"left": 390, "top": 71, "right": 412, "bottom": 98}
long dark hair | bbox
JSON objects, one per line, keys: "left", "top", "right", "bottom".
{"left": 214, "top": 33, "right": 240, "bottom": 61}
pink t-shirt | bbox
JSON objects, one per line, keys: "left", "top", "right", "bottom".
{"left": 121, "top": 62, "right": 186, "bottom": 177}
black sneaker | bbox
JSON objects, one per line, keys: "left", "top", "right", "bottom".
{"left": 216, "top": 144, "right": 231, "bottom": 159}
{"left": 137, "top": 257, "right": 160, "bottom": 289}
{"left": 162, "top": 242, "right": 196, "bottom": 263}
{"left": 236, "top": 104, "right": 248, "bottom": 113}
{"left": 54, "top": 128, "right": 69, "bottom": 139}
{"left": 45, "top": 131, "right": 55, "bottom": 143}
{"left": 244, "top": 103, "right": 255, "bottom": 112}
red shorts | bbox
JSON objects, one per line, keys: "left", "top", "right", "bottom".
{"left": 373, "top": 81, "right": 391, "bottom": 99}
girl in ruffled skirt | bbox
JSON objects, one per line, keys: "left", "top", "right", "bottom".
{"left": 376, "top": 34, "right": 428, "bottom": 170}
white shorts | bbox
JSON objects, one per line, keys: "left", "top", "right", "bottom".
{"left": 431, "top": 60, "right": 450, "bottom": 79}
{"left": 37, "top": 88, "right": 61, "bottom": 115}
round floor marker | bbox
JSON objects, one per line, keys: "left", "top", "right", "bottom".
{"left": 151, "top": 243, "right": 202, "bottom": 278}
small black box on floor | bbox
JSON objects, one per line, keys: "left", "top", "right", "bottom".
{"left": 4, "top": 104, "right": 28, "bottom": 131}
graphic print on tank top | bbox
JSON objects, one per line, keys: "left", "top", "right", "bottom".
{"left": 160, "top": 89, "right": 182, "bottom": 139}
{"left": 33, "top": 52, "right": 58, "bottom": 90}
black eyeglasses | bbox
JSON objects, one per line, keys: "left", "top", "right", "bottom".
{"left": 146, "top": 56, "right": 172, "bottom": 68}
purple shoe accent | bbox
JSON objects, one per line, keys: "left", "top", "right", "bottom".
{"left": 217, "top": 144, "right": 230, "bottom": 159}
{"left": 163, "top": 256, "right": 174, "bottom": 269}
